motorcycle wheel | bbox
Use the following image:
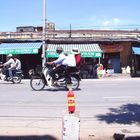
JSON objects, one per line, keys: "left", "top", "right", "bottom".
{"left": 30, "top": 76, "right": 45, "bottom": 91}
{"left": 12, "top": 76, "right": 22, "bottom": 84}
{"left": 66, "top": 76, "right": 79, "bottom": 90}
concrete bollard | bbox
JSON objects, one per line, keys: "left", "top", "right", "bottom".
{"left": 62, "top": 113, "right": 80, "bottom": 140}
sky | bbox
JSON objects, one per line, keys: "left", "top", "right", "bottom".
{"left": 0, "top": 0, "right": 140, "bottom": 32}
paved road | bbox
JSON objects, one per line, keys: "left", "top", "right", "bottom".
{"left": 0, "top": 78, "right": 140, "bottom": 140}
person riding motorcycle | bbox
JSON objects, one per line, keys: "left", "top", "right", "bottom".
{"left": 46, "top": 46, "right": 66, "bottom": 85}
{"left": 63, "top": 48, "right": 81, "bottom": 84}
{"left": 3, "top": 54, "right": 15, "bottom": 80}
{"left": 12, "top": 56, "right": 22, "bottom": 76}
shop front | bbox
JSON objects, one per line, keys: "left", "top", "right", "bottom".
{"left": 100, "top": 44, "right": 123, "bottom": 73}
{"left": 0, "top": 42, "right": 42, "bottom": 78}
{"left": 100, "top": 42, "right": 132, "bottom": 73}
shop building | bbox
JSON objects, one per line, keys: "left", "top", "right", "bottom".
{"left": 0, "top": 27, "right": 140, "bottom": 78}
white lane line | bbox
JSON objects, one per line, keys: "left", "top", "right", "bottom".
{"left": 103, "top": 96, "right": 136, "bottom": 99}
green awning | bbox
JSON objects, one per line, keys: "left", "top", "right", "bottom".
{"left": 0, "top": 42, "right": 42, "bottom": 54}
{"left": 46, "top": 44, "right": 102, "bottom": 58}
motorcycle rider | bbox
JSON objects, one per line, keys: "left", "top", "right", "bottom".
{"left": 46, "top": 46, "right": 66, "bottom": 85}
{"left": 12, "top": 56, "right": 21, "bottom": 75}
{"left": 63, "top": 48, "right": 81, "bottom": 84}
{"left": 13, "top": 56, "right": 21, "bottom": 70}
{"left": 46, "top": 47, "right": 81, "bottom": 86}
{"left": 3, "top": 54, "right": 15, "bottom": 80}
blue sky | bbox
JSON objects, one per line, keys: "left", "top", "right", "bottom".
{"left": 0, "top": 0, "right": 140, "bottom": 31}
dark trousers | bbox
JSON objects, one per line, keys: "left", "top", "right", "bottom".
{"left": 65, "top": 67, "right": 77, "bottom": 84}
{"left": 4, "top": 69, "right": 15, "bottom": 78}
{"left": 49, "top": 65, "right": 66, "bottom": 81}
{"left": 4, "top": 69, "right": 9, "bottom": 78}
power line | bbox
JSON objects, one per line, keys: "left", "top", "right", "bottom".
{"left": 46, "top": 18, "right": 140, "bottom": 30}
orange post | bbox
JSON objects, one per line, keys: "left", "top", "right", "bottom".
{"left": 67, "top": 90, "right": 75, "bottom": 113}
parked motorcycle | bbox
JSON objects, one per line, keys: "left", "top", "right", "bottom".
{"left": 29, "top": 64, "right": 81, "bottom": 91}
{"left": 0, "top": 62, "right": 23, "bottom": 84}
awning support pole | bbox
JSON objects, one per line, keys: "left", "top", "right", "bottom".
{"left": 98, "top": 58, "right": 101, "bottom": 64}
{"left": 42, "top": 0, "right": 47, "bottom": 67}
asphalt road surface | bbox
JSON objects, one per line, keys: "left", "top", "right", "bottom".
{"left": 0, "top": 78, "right": 140, "bottom": 140}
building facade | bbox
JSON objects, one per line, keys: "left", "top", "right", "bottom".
{"left": 0, "top": 25, "right": 140, "bottom": 78}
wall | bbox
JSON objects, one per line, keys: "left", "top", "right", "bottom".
{"left": 120, "top": 42, "right": 131, "bottom": 67}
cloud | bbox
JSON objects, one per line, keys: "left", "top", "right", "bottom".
{"left": 103, "top": 18, "right": 120, "bottom": 26}
{"left": 103, "top": 20, "right": 110, "bottom": 26}
{"left": 113, "top": 18, "right": 120, "bottom": 24}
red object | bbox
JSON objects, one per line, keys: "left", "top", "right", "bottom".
{"left": 67, "top": 90, "right": 75, "bottom": 113}
{"left": 75, "top": 54, "right": 81, "bottom": 69}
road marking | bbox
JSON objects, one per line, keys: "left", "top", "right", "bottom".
{"left": 103, "top": 96, "right": 136, "bottom": 99}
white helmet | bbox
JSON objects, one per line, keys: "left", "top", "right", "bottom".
{"left": 7, "top": 54, "right": 13, "bottom": 57}
{"left": 72, "top": 47, "right": 79, "bottom": 54}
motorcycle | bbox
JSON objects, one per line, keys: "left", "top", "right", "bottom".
{"left": 29, "top": 64, "right": 81, "bottom": 91}
{"left": 0, "top": 62, "right": 24, "bottom": 84}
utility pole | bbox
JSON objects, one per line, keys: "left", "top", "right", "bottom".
{"left": 69, "top": 24, "right": 71, "bottom": 38}
{"left": 42, "top": 0, "right": 46, "bottom": 67}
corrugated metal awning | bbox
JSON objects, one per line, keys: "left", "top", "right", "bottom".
{"left": 46, "top": 44, "right": 102, "bottom": 58}
{"left": 0, "top": 42, "right": 42, "bottom": 54}
{"left": 132, "top": 47, "right": 140, "bottom": 55}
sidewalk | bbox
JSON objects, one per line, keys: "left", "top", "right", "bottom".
{"left": 99, "top": 73, "right": 131, "bottom": 79}
{"left": 0, "top": 114, "right": 140, "bottom": 140}
{"left": 1, "top": 76, "right": 140, "bottom": 140}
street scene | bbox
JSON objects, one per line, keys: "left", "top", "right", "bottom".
{"left": 0, "top": 77, "right": 140, "bottom": 140}
{"left": 1, "top": 0, "right": 140, "bottom": 140}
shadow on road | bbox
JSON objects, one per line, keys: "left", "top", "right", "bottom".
{"left": 125, "top": 136, "right": 140, "bottom": 140}
{"left": 0, "top": 82, "right": 24, "bottom": 85}
{"left": 0, "top": 135, "right": 58, "bottom": 140}
{"left": 96, "top": 103, "right": 140, "bottom": 124}
{"left": 41, "top": 87, "right": 81, "bottom": 92}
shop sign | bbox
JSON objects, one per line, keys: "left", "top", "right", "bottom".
{"left": 101, "top": 44, "right": 123, "bottom": 53}
{"left": 81, "top": 52, "right": 102, "bottom": 58}
{"left": 46, "top": 51, "right": 102, "bottom": 58}
{"left": 0, "top": 48, "right": 38, "bottom": 54}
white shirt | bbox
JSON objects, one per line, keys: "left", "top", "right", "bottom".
{"left": 15, "top": 59, "right": 21, "bottom": 70}
{"left": 62, "top": 54, "right": 76, "bottom": 67}
{"left": 3, "top": 58, "right": 15, "bottom": 69}
{"left": 53, "top": 53, "right": 66, "bottom": 65}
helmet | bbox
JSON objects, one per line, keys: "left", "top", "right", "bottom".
{"left": 56, "top": 46, "right": 63, "bottom": 51}
{"left": 72, "top": 47, "right": 79, "bottom": 54}
{"left": 7, "top": 54, "right": 13, "bottom": 57}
